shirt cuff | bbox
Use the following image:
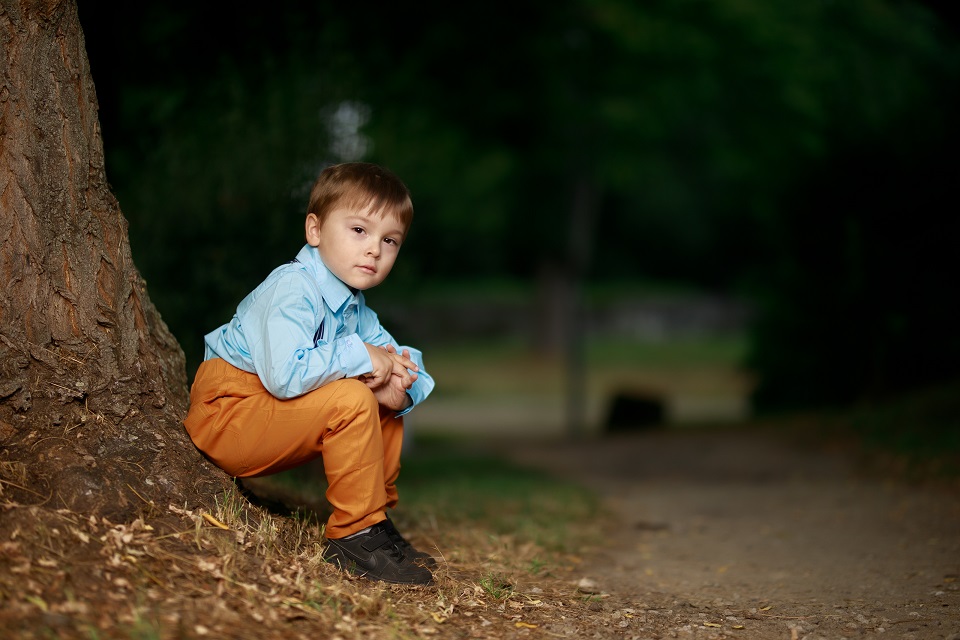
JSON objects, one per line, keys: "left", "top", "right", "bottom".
{"left": 395, "top": 393, "right": 415, "bottom": 417}
{"left": 336, "top": 334, "right": 372, "bottom": 377}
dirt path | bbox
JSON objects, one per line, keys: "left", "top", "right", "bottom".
{"left": 502, "top": 427, "right": 960, "bottom": 639}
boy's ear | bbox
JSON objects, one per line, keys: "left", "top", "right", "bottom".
{"left": 305, "top": 213, "right": 322, "bottom": 246}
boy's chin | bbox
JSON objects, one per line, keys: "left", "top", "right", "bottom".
{"left": 353, "top": 274, "right": 391, "bottom": 291}
{"left": 344, "top": 278, "right": 382, "bottom": 291}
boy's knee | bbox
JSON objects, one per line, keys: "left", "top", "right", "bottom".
{"left": 334, "top": 378, "right": 379, "bottom": 415}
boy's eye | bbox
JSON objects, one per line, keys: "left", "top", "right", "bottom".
{"left": 352, "top": 227, "right": 364, "bottom": 234}
{"left": 384, "top": 238, "right": 398, "bottom": 246}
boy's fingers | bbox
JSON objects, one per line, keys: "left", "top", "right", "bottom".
{"left": 391, "top": 361, "right": 414, "bottom": 383}
{"left": 401, "top": 349, "right": 419, "bottom": 371}
{"left": 392, "top": 370, "right": 416, "bottom": 390}
{"left": 388, "top": 352, "right": 418, "bottom": 372}
{"left": 371, "top": 342, "right": 418, "bottom": 372}
{"left": 377, "top": 344, "right": 418, "bottom": 372}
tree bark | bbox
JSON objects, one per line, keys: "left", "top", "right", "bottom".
{"left": 0, "top": 0, "right": 229, "bottom": 518}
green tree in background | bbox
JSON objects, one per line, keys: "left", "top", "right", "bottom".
{"left": 749, "top": 98, "right": 960, "bottom": 409}
{"left": 79, "top": 0, "right": 959, "bottom": 407}
{"left": 359, "top": 0, "right": 951, "bottom": 283}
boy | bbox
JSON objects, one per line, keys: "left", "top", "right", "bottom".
{"left": 183, "top": 162, "right": 436, "bottom": 585}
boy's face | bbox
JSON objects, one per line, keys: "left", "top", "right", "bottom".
{"left": 305, "top": 205, "right": 406, "bottom": 290}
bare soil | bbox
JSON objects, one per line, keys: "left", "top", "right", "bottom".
{"left": 502, "top": 424, "right": 960, "bottom": 639}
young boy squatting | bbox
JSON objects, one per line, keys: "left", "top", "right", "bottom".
{"left": 183, "top": 162, "right": 436, "bottom": 585}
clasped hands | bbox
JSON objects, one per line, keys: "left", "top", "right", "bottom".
{"left": 359, "top": 343, "right": 418, "bottom": 411}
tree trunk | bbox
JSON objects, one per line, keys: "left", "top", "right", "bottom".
{"left": 0, "top": 0, "right": 229, "bottom": 518}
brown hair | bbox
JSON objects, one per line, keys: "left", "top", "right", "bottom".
{"left": 306, "top": 162, "right": 413, "bottom": 233}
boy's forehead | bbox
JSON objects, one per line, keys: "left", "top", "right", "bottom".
{"left": 336, "top": 205, "right": 408, "bottom": 233}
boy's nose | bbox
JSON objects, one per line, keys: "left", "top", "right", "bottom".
{"left": 366, "top": 239, "right": 380, "bottom": 257}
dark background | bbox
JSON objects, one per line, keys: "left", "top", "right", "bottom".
{"left": 77, "top": 0, "right": 960, "bottom": 415}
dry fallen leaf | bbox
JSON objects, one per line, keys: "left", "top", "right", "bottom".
{"left": 515, "top": 621, "right": 538, "bottom": 629}
{"left": 202, "top": 513, "right": 229, "bottom": 530}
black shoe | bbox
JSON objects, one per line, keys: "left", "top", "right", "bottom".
{"left": 383, "top": 515, "right": 438, "bottom": 568}
{"left": 323, "top": 523, "right": 433, "bottom": 585}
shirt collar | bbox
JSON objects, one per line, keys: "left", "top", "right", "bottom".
{"left": 295, "top": 244, "right": 359, "bottom": 312}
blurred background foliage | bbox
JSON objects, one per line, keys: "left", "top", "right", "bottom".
{"left": 78, "top": 0, "right": 959, "bottom": 416}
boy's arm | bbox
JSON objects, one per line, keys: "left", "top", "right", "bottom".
{"left": 239, "top": 272, "right": 372, "bottom": 398}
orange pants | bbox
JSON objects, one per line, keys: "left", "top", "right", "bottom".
{"left": 182, "top": 358, "right": 403, "bottom": 538}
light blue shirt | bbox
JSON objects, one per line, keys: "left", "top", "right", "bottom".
{"left": 203, "top": 244, "right": 434, "bottom": 415}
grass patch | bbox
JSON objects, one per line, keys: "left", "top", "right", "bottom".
{"left": 586, "top": 335, "right": 748, "bottom": 368}
{"left": 429, "top": 334, "right": 748, "bottom": 369}
{"left": 399, "top": 442, "right": 600, "bottom": 553}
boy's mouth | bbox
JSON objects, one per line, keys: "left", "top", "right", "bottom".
{"left": 358, "top": 264, "right": 377, "bottom": 275}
